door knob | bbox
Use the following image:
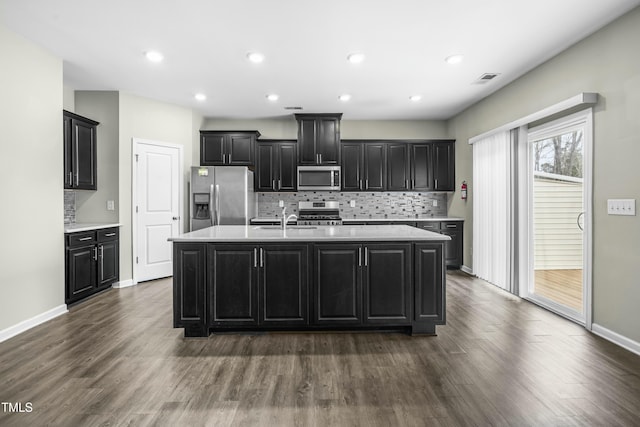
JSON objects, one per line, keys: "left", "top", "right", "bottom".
{"left": 172, "top": 216, "right": 180, "bottom": 220}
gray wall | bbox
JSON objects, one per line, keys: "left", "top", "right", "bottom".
{"left": 447, "top": 6, "right": 640, "bottom": 342}
{"left": 0, "top": 25, "right": 65, "bottom": 331}
{"left": 74, "top": 91, "right": 120, "bottom": 223}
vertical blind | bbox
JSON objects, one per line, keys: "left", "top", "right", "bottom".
{"left": 472, "top": 130, "right": 512, "bottom": 290}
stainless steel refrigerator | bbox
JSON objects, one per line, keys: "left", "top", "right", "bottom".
{"left": 190, "top": 166, "right": 256, "bottom": 231}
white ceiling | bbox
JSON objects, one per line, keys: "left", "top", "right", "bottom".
{"left": 2, "top": 0, "right": 639, "bottom": 120}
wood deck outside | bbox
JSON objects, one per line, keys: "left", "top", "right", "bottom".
{"left": 534, "top": 268, "right": 583, "bottom": 312}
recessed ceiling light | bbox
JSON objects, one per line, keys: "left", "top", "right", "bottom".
{"left": 409, "top": 95, "right": 422, "bottom": 102}
{"left": 266, "top": 94, "right": 279, "bottom": 101}
{"left": 145, "top": 50, "right": 164, "bottom": 63}
{"left": 347, "top": 53, "right": 365, "bottom": 64}
{"left": 338, "top": 94, "right": 352, "bottom": 102}
{"left": 445, "top": 54, "right": 464, "bottom": 65}
{"left": 247, "top": 52, "right": 265, "bottom": 63}
{"left": 194, "top": 93, "right": 206, "bottom": 101}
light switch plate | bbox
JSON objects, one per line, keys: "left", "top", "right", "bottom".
{"left": 607, "top": 199, "right": 636, "bottom": 216}
{"left": 350, "top": 200, "right": 356, "bottom": 207}
{"left": 107, "top": 200, "right": 115, "bottom": 211}
{"left": 433, "top": 200, "right": 438, "bottom": 207}
{"left": 278, "top": 200, "right": 284, "bottom": 208}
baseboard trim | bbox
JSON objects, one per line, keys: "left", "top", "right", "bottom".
{"left": 0, "top": 305, "right": 68, "bottom": 343}
{"left": 592, "top": 323, "right": 640, "bottom": 356}
{"left": 460, "top": 265, "right": 473, "bottom": 275}
{"left": 112, "top": 279, "right": 135, "bottom": 289}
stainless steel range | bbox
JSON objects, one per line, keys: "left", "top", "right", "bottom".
{"left": 297, "top": 201, "right": 342, "bottom": 226}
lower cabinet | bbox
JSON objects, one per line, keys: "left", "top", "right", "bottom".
{"left": 207, "top": 244, "right": 309, "bottom": 327}
{"left": 416, "top": 221, "right": 463, "bottom": 269}
{"left": 173, "top": 241, "right": 444, "bottom": 336}
{"left": 65, "top": 227, "right": 119, "bottom": 305}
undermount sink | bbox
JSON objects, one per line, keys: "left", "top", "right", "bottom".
{"left": 254, "top": 225, "right": 317, "bottom": 230}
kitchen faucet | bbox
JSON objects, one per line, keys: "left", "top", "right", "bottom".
{"left": 281, "top": 207, "right": 297, "bottom": 230}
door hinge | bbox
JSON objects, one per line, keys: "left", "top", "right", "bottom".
{"left": 136, "top": 256, "right": 139, "bottom": 264}
{"left": 135, "top": 154, "right": 139, "bottom": 162}
{"left": 136, "top": 206, "right": 139, "bottom": 213}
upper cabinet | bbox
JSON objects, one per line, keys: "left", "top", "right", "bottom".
{"left": 341, "top": 139, "right": 455, "bottom": 192}
{"left": 256, "top": 140, "right": 297, "bottom": 192}
{"left": 295, "top": 113, "right": 342, "bottom": 165}
{"left": 432, "top": 142, "right": 455, "bottom": 191}
{"left": 200, "top": 131, "right": 260, "bottom": 166}
{"left": 64, "top": 110, "right": 99, "bottom": 190}
{"left": 341, "top": 141, "right": 386, "bottom": 191}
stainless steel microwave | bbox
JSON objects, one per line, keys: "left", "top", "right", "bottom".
{"left": 297, "top": 166, "right": 341, "bottom": 191}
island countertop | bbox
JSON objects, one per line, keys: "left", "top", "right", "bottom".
{"left": 169, "top": 224, "right": 450, "bottom": 243}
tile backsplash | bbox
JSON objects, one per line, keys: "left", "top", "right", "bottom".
{"left": 64, "top": 190, "right": 76, "bottom": 224}
{"left": 257, "top": 192, "right": 447, "bottom": 218}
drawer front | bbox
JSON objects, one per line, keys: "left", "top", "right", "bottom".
{"left": 97, "top": 228, "right": 119, "bottom": 242}
{"left": 418, "top": 222, "right": 440, "bottom": 232}
{"left": 440, "top": 221, "right": 461, "bottom": 230}
{"left": 67, "top": 231, "right": 97, "bottom": 247}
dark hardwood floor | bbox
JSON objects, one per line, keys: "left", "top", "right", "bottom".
{"left": 1, "top": 271, "right": 639, "bottom": 426}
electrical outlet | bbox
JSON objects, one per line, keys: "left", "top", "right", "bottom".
{"left": 607, "top": 199, "right": 636, "bottom": 216}
{"left": 107, "top": 200, "right": 115, "bottom": 211}
{"left": 278, "top": 200, "right": 284, "bottom": 208}
{"left": 433, "top": 199, "right": 438, "bottom": 207}
{"left": 350, "top": 200, "right": 356, "bottom": 208}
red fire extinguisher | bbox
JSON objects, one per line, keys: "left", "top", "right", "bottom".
{"left": 461, "top": 181, "right": 467, "bottom": 200}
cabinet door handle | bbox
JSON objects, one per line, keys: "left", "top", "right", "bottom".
{"left": 445, "top": 224, "right": 457, "bottom": 229}
{"left": 278, "top": 179, "right": 281, "bottom": 190}
{"left": 272, "top": 180, "right": 276, "bottom": 191}
{"left": 68, "top": 171, "right": 73, "bottom": 186}
{"left": 254, "top": 248, "right": 258, "bottom": 268}
{"left": 435, "top": 179, "right": 438, "bottom": 189}
{"left": 358, "top": 247, "right": 362, "bottom": 267}
{"left": 359, "top": 180, "right": 363, "bottom": 190}
{"left": 364, "top": 247, "right": 368, "bottom": 266}
{"left": 319, "top": 153, "right": 322, "bottom": 164}
{"left": 228, "top": 153, "right": 231, "bottom": 163}
{"left": 259, "top": 248, "right": 264, "bottom": 267}
{"left": 93, "top": 247, "right": 98, "bottom": 261}
{"left": 99, "top": 245, "right": 104, "bottom": 259}
{"left": 412, "top": 179, "right": 415, "bottom": 188}
{"left": 75, "top": 127, "right": 79, "bottom": 186}
{"left": 365, "top": 179, "right": 369, "bottom": 189}
{"left": 405, "top": 180, "right": 409, "bottom": 189}
{"left": 105, "top": 232, "right": 116, "bottom": 237}
{"left": 78, "top": 236, "right": 93, "bottom": 241}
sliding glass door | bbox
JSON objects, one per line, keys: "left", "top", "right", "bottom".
{"left": 524, "top": 110, "right": 592, "bottom": 324}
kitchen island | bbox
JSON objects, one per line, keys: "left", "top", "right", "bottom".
{"left": 170, "top": 225, "right": 449, "bottom": 337}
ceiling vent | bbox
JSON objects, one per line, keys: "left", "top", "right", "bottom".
{"left": 474, "top": 73, "right": 500, "bottom": 84}
{"left": 284, "top": 106, "right": 303, "bottom": 110}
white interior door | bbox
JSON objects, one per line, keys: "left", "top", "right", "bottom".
{"left": 134, "top": 139, "right": 182, "bottom": 283}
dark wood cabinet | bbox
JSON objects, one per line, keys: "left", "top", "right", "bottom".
{"left": 65, "top": 227, "right": 119, "bottom": 304}
{"left": 314, "top": 243, "right": 411, "bottom": 325}
{"left": 260, "top": 245, "right": 309, "bottom": 325}
{"left": 256, "top": 140, "right": 297, "bottom": 191}
{"left": 416, "top": 221, "right": 463, "bottom": 269}
{"left": 295, "top": 114, "right": 342, "bottom": 165}
{"left": 341, "top": 141, "right": 386, "bottom": 191}
{"left": 207, "top": 244, "right": 309, "bottom": 327}
{"left": 411, "top": 144, "right": 434, "bottom": 191}
{"left": 363, "top": 244, "right": 411, "bottom": 324}
{"left": 200, "top": 131, "right": 260, "bottom": 166}
{"left": 433, "top": 142, "right": 455, "bottom": 191}
{"left": 414, "top": 243, "right": 446, "bottom": 328}
{"left": 208, "top": 245, "right": 258, "bottom": 325}
{"left": 172, "top": 239, "right": 447, "bottom": 336}
{"left": 314, "top": 244, "right": 362, "bottom": 324}
{"left": 64, "top": 110, "right": 99, "bottom": 190}
{"left": 173, "top": 243, "right": 206, "bottom": 336}
{"left": 387, "top": 143, "right": 410, "bottom": 190}
{"left": 386, "top": 140, "right": 455, "bottom": 192}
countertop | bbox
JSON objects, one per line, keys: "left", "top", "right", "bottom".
{"left": 250, "top": 216, "right": 464, "bottom": 223}
{"left": 64, "top": 223, "right": 121, "bottom": 233}
{"left": 169, "top": 224, "right": 450, "bottom": 243}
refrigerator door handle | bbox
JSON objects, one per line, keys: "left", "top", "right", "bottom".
{"left": 215, "top": 184, "right": 221, "bottom": 225}
{"left": 209, "top": 184, "right": 214, "bottom": 226}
